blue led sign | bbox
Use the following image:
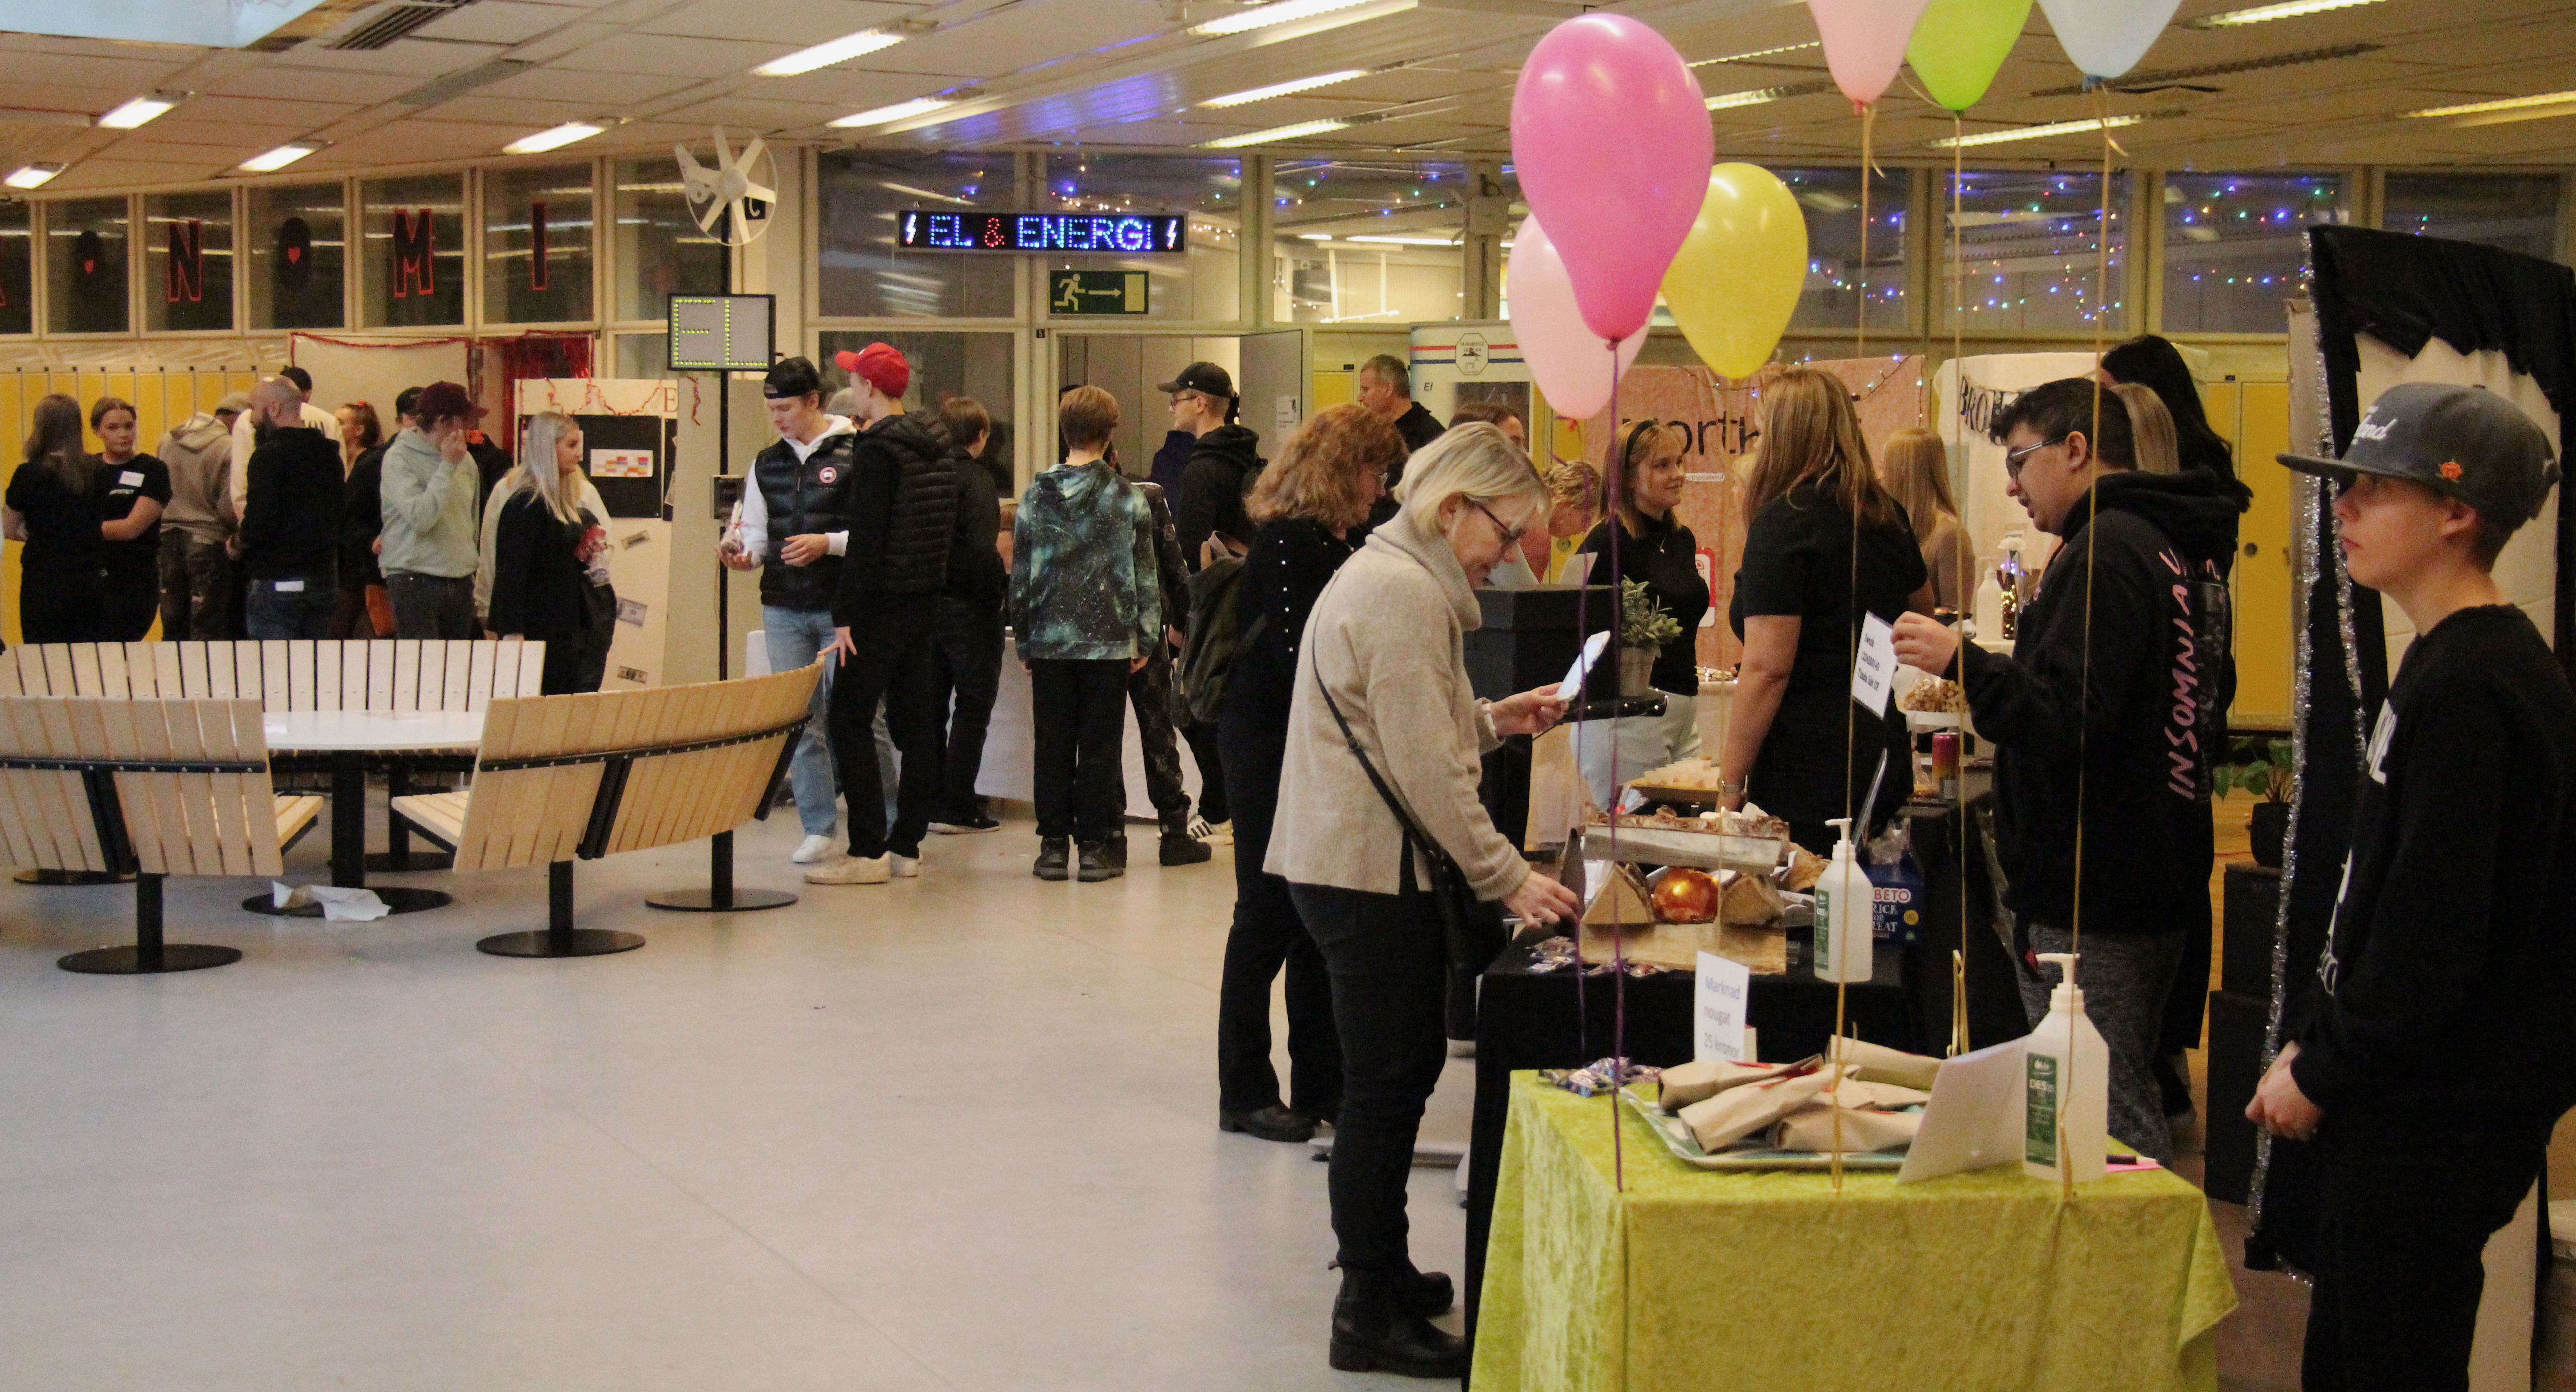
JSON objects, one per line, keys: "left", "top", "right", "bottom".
{"left": 897, "top": 211, "right": 1189, "bottom": 254}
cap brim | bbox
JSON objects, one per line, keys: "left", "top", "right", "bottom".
{"left": 1154, "top": 379, "right": 1185, "bottom": 394}
{"left": 2276, "top": 450, "right": 2414, "bottom": 485}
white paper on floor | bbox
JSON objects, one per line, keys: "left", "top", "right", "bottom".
{"left": 270, "top": 882, "right": 392, "bottom": 921}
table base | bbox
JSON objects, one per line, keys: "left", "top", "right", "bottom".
{"left": 365, "top": 851, "right": 456, "bottom": 873}
{"left": 240, "top": 887, "right": 454, "bottom": 917}
{"left": 59, "top": 943, "right": 242, "bottom": 974}
{"left": 17, "top": 868, "right": 133, "bottom": 886}
{"left": 645, "top": 888, "right": 797, "bottom": 912}
{"left": 478, "top": 928, "right": 645, "bottom": 958}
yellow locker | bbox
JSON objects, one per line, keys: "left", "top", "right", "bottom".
{"left": 1311, "top": 369, "right": 1355, "bottom": 412}
{"left": 2200, "top": 379, "right": 2296, "bottom": 728}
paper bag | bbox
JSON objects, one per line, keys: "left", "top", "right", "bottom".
{"left": 1678, "top": 1066, "right": 1838, "bottom": 1150}
{"left": 1774, "top": 1103, "right": 1923, "bottom": 1154}
{"left": 1833, "top": 1038, "right": 1943, "bottom": 1091}
{"left": 1658, "top": 1056, "right": 1819, "bottom": 1112}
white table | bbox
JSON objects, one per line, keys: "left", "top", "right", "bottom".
{"left": 254, "top": 709, "right": 487, "bottom": 916}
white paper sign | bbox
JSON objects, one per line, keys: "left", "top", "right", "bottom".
{"left": 1852, "top": 612, "right": 1897, "bottom": 717}
{"left": 589, "top": 448, "right": 654, "bottom": 478}
{"left": 1694, "top": 950, "right": 1751, "bottom": 1063}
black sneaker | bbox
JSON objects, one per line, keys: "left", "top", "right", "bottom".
{"left": 1219, "top": 1104, "right": 1317, "bottom": 1143}
{"left": 930, "top": 812, "right": 1002, "bottom": 835}
{"left": 1032, "top": 838, "right": 1071, "bottom": 881}
{"left": 1076, "top": 839, "right": 1124, "bottom": 881}
{"left": 1159, "top": 830, "right": 1212, "bottom": 865}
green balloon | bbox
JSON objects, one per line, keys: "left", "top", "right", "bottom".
{"left": 1907, "top": 0, "right": 2031, "bottom": 112}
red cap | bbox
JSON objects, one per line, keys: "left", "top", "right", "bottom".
{"left": 413, "top": 380, "right": 484, "bottom": 423}
{"left": 835, "top": 343, "right": 910, "bottom": 400}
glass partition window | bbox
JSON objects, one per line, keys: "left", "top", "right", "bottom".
{"left": 613, "top": 158, "right": 726, "bottom": 322}
{"left": 613, "top": 332, "right": 670, "bottom": 380}
{"left": 484, "top": 164, "right": 595, "bottom": 324}
{"left": 46, "top": 197, "right": 129, "bottom": 335}
{"left": 1271, "top": 159, "right": 1469, "bottom": 325}
{"left": 1783, "top": 168, "right": 1909, "bottom": 332}
{"left": 2161, "top": 172, "right": 2348, "bottom": 335}
{"left": 818, "top": 151, "right": 1014, "bottom": 319}
{"left": 1041, "top": 155, "right": 1241, "bottom": 322}
{"left": 1938, "top": 170, "right": 2129, "bottom": 334}
{"left": 818, "top": 329, "right": 1017, "bottom": 489}
{"left": 2383, "top": 172, "right": 2561, "bottom": 261}
{"left": 360, "top": 173, "right": 465, "bottom": 328}
{"left": 143, "top": 190, "right": 234, "bottom": 333}
{"left": 246, "top": 181, "right": 345, "bottom": 330}
{"left": 0, "top": 201, "right": 30, "bottom": 336}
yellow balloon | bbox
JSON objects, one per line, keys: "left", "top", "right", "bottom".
{"left": 1661, "top": 164, "right": 1808, "bottom": 380}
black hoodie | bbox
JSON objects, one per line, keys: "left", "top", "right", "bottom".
{"left": 1958, "top": 469, "right": 2239, "bottom": 937}
{"left": 1174, "top": 423, "right": 1263, "bottom": 569}
{"left": 832, "top": 412, "right": 960, "bottom": 622}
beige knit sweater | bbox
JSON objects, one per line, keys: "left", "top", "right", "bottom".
{"left": 1266, "top": 509, "right": 1530, "bottom": 901}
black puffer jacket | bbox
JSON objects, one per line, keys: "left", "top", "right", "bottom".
{"left": 749, "top": 427, "right": 860, "bottom": 611}
{"left": 833, "top": 412, "right": 960, "bottom": 621}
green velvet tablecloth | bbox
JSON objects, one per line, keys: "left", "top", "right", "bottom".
{"left": 1474, "top": 1072, "right": 2239, "bottom": 1392}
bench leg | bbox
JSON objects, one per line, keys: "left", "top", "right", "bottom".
{"left": 645, "top": 831, "right": 799, "bottom": 913}
{"left": 366, "top": 760, "right": 456, "bottom": 874}
{"left": 60, "top": 873, "right": 243, "bottom": 974}
{"left": 477, "top": 861, "right": 645, "bottom": 959}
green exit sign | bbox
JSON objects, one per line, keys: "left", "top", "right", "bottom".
{"left": 1050, "top": 270, "right": 1148, "bottom": 315}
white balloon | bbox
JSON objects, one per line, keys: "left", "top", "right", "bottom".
{"left": 2033, "top": 0, "right": 2182, "bottom": 80}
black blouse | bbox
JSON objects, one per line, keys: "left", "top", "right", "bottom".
{"left": 1223, "top": 516, "right": 1355, "bottom": 732}
{"left": 6, "top": 461, "right": 105, "bottom": 573}
{"left": 1581, "top": 508, "right": 1708, "bottom": 696}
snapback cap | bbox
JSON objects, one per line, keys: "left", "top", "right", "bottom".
{"left": 1157, "top": 361, "right": 1235, "bottom": 400}
{"left": 763, "top": 356, "right": 823, "bottom": 401}
{"left": 2279, "top": 382, "right": 2558, "bottom": 527}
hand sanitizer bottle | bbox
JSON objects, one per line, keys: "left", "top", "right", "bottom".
{"left": 2022, "top": 952, "right": 2107, "bottom": 1185}
{"left": 1812, "top": 817, "right": 1870, "bottom": 984}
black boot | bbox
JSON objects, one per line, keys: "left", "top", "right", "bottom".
{"left": 1159, "top": 824, "right": 1212, "bottom": 865}
{"left": 1032, "top": 838, "right": 1070, "bottom": 881}
{"left": 1397, "top": 1263, "right": 1455, "bottom": 1319}
{"left": 1218, "top": 1104, "right": 1316, "bottom": 1143}
{"left": 1076, "top": 838, "right": 1124, "bottom": 881}
{"left": 1329, "top": 1268, "right": 1466, "bottom": 1378}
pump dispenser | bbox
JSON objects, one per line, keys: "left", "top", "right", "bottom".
{"left": 2022, "top": 952, "right": 2107, "bottom": 1185}
{"left": 1812, "top": 817, "right": 1870, "bottom": 984}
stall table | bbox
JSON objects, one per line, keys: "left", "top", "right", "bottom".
{"left": 1473, "top": 1074, "right": 2236, "bottom": 1392}
{"left": 245, "top": 709, "right": 485, "bottom": 916}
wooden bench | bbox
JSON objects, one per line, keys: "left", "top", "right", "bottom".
{"left": 0, "top": 696, "right": 321, "bottom": 973}
{"left": 0, "top": 639, "right": 544, "bottom": 876}
{"left": 389, "top": 665, "right": 822, "bottom": 958}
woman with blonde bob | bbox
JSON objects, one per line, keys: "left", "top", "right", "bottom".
{"left": 1721, "top": 368, "right": 1933, "bottom": 851}
{"left": 487, "top": 411, "right": 615, "bottom": 693}
{"left": 1877, "top": 427, "right": 1966, "bottom": 612}
{"left": 1214, "top": 403, "right": 1403, "bottom": 1146}
{"left": 1487, "top": 455, "right": 1602, "bottom": 588}
{"left": 1269, "top": 421, "right": 1580, "bottom": 1378}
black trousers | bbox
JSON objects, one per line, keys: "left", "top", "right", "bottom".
{"left": 931, "top": 595, "right": 1004, "bottom": 821}
{"left": 1127, "top": 643, "right": 1193, "bottom": 828}
{"left": 20, "top": 558, "right": 109, "bottom": 643}
{"left": 104, "top": 563, "right": 158, "bottom": 641}
{"left": 158, "top": 531, "right": 238, "bottom": 641}
{"left": 1290, "top": 863, "right": 1448, "bottom": 1276}
{"left": 1028, "top": 657, "right": 1127, "bottom": 844}
{"left": 2303, "top": 1119, "right": 2546, "bottom": 1392}
{"left": 828, "top": 603, "right": 945, "bottom": 858}
{"left": 1183, "top": 719, "right": 1229, "bottom": 824}
{"left": 1215, "top": 708, "right": 1341, "bottom": 1118}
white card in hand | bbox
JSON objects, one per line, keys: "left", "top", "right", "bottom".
{"left": 1851, "top": 612, "right": 1897, "bottom": 717}
{"left": 1557, "top": 630, "right": 1612, "bottom": 701}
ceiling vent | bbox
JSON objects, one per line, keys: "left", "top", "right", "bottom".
{"left": 331, "top": 0, "right": 482, "bottom": 51}
{"left": 2027, "top": 42, "right": 2382, "bottom": 98}
{"left": 397, "top": 56, "right": 535, "bottom": 105}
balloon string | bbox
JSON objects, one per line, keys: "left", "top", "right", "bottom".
{"left": 1607, "top": 334, "right": 1627, "bottom": 1195}
{"left": 1855, "top": 103, "right": 1874, "bottom": 363}
{"left": 1951, "top": 110, "right": 1972, "bottom": 1057}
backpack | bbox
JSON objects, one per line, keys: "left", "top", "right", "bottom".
{"left": 1178, "top": 553, "right": 1248, "bottom": 726}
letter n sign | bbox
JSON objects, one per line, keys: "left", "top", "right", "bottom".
{"left": 165, "top": 219, "right": 205, "bottom": 303}
{"left": 529, "top": 200, "right": 549, "bottom": 293}
{"left": 392, "top": 208, "right": 436, "bottom": 298}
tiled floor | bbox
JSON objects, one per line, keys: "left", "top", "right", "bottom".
{"left": 0, "top": 793, "right": 2552, "bottom": 1390}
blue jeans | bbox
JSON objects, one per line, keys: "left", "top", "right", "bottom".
{"left": 763, "top": 606, "right": 841, "bottom": 837}
{"left": 244, "top": 573, "right": 337, "bottom": 640}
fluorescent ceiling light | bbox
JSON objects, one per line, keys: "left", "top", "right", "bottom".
{"left": 1707, "top": 79, "right": 1836, "bottom": 111}
{"left": 1202, "top": 118, "right": 1350, "bottom": 148}
{"left": 2402, "top": 89, "right": 2576, "bottom": 119}
{"left": 503, "top": 121, "right": 604, "bottom": 155}
{"left": 239, "top": 143, "right": 319, "bottom": 172}
{"left": 4, "top": 162, "right": 64, "bottom": 189}
{"left": 98, "top": 94, "right": 179, "bottom": 129}
{"left": 1193, "top": 0, "right": 1390, "bottom": 37}
{"left": 831, "top": 97, "right": 953, "bottom": 128}
{"left": 879, "top": 180, "right": 973, "bottom": 205}
{"left": 755, "top": 29, "right": 905, "bottom": 77}
{"left": 2185, "top": 0, "right": 2384, "bottom": 27}
{"left": 1929, "top": 114, "right": 2146, "bottom": 148}
{"left": 1202, "top": 69, "right": 1369, "bottom": 107}
{"left": 1345, "top": 235, "right": 1456, "bottom": 245}
{"left": 1690, "top": 40, "right": 1819, "bottom": 66}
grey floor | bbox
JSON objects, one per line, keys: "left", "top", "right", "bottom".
{"left": 0, "top": 807, "right": 1469, "bottom": 1392}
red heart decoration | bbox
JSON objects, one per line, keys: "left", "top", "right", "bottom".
{"left": 287, "top": 247, "right": 302, "bottom": 264}
{"left": 81, "top": 258, "right": 95, "bottom": 274}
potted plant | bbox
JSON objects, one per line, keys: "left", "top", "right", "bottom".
{"left": 2217, "top": 735, "right": 2296, "bottom": 869}
{"left": 1617, "top": 578, "right": 1681, "bottom": 698}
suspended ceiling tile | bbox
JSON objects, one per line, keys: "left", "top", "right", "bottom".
{"left": 477, "top": 64, "right": 705, "bottom": 105}
{"left": 866, "top": 0, "right": 1166, "bottom": 78}
{"left": 47, "top": 158, "right": 227, "bottom": 190}
{"left": 414, "top": 0, "right": 590, "bottom": 45}
{"left": 659, "top": 96, "right": 862, "bottom": 130}
{"left": 550, "top": 33, "right": 799, "bottom": 79}
{"left": 426, "top": 95, "right": 606, "bottom": 127}
{"left": 0, "top": 52, "right": 193, "bottom": 95}
{"left": 637, "top": 0, "right": 919, "bottom": 43}
{"left": 201, "top": 65, "right": 416, "bottom": 104}
{"left": 739, "top": 68, "right": 958, "bottom": 106}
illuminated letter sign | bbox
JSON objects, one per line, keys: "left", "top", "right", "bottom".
{"left": 895, "top": 212, "right": 1187, "bottom": 254}
{"left": 529, "top": 200, "right": 549, "bottom": 293}
{"left": 391, "top": 208, "right": 435, "bottom": 298}
{"left": 165, "top": 218, "right": 205, "bottom": 304}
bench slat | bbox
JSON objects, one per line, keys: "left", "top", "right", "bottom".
{"left": 97, "top": 643, "right": 131, "bottom": 699}
{"left": 394, "top": 640, "right": 421, "bottom": 714}
{"left": 366, "top": 640, "right": 395, "bottom": 711}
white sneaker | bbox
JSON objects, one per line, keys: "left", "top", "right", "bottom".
{"left": 1202, "top": 820, "right": 1234, "bottom": 847}
{"left": 792, "top": 834, "right": 837, "bottom": 864}
{"left": 889, "top": 853, "right": 920, "bottom": 878}
{"left": 805, "top": 854, "right": 889, "bottom": 885}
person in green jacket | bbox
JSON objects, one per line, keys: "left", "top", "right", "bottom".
{"left": 377, "top": 379, "right": 487, "bottom": 639}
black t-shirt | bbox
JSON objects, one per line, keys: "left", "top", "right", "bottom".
{"left": 1580, "top": 509, "right": 1708, "bottom": 696}
{"left": 2291, "top": 606, "right": 2576, "bottom": 1129}
{"left": 1728, "top": 483, "right": 1927, "bottom": 828}
{"left": 6, "top": 460, "right": 105, "bottom": 573}
{"left": 92, "top": 452, "right": 171, "bottom": 575}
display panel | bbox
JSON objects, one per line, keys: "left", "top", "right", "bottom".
{"left": 898, "top": 211, "right": 1186, "bottom": 254}
{"left": 667, "top": 294, "right": 774, "bottom": 371}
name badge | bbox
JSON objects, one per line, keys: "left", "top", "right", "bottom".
{"left": 119, "top": 470, "right": 144, "bottom": 486}
{"left": 275, "top": 579, "right": 305, "bottom": 593}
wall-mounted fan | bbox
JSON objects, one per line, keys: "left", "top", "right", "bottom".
{"left": 676, "top": 127, "right": 778, "bottom": 249}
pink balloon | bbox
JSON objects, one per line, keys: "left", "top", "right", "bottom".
{"left": 1505, "top": 216, "right": 1646, "bottom": 423}
{"left": 1510, "top": 14, "right": 1710, "bottom": 342}
{"left": 1809, "top": 0, "right": 1933, "bottom": 108}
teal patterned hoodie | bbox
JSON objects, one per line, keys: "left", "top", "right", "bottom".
{"left": 1011, "top": 461, "right": 1161, "bottom": 662}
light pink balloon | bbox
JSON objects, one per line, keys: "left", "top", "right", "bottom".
{"left": 1506, "top": 216, "right": 1647, "bottom": 423}
{"left": 1510, "top": 14, "right": 1710, "bottom": 342}
{"left": 1809, "top": 0, "right": 1934, "bottom": 108}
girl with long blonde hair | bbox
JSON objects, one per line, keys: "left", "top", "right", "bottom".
{"left": 1877, "top": 426, "right": 1966, "bottom": 612}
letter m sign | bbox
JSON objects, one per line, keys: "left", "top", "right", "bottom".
{"left": 392, "top": 208, "right": 436, "bottom": 298}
